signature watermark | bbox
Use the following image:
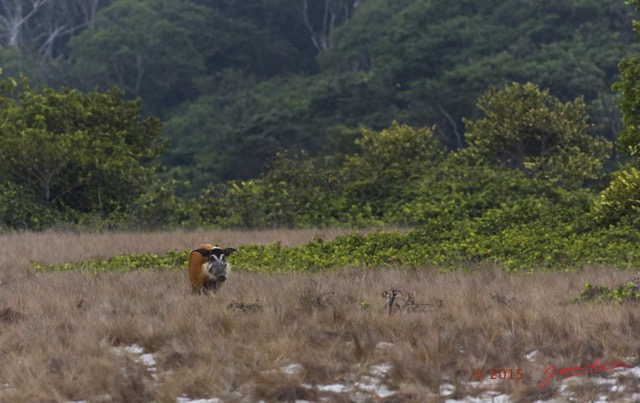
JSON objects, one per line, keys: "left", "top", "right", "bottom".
{"left": 539, "top": 357, "right": 632, "bottom": 389}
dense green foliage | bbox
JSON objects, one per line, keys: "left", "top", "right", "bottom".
{"left": 591, "top": 167, "right": 640, "bottom": 227}
{"left": 0, "top": 76, "right": 167, "bottom": 229}
{"left": 0, "top": 0, "right": 637, "bottom": 182}
{"left": 591, "top": 0, "right": 640, "bottom": 229}
{"left": 32, "top": 250, "right": 187, "bottom": 273}
{"left": 190, "top": 85, "right": 611, "bottom": 230}
{"left": 463, "top": 82, "right": 611, "bottom": 187}
{"left": 8, "top": 1, "right": 640, "bottom": 276}
{"left": 613, "top": 0, "right": 640, "bottom": 161}
{"left": 33, "top": 218, "right": 640, "bottom": 272}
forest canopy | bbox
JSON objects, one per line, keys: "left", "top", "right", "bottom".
{"left": 1, "top": 0, "right": 637, "bottom": 183}
{"left": 1, "top": 0, "right": 640, "bottom": 249}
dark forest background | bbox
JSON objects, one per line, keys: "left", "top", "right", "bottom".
{"left": 4, "top": 0, "right": 640, "bottom": 267}
{"left": 1, "top": 0, "right": 636, "bottom": 181}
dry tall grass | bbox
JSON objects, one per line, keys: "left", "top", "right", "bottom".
{"left": 0, "top": 230, "right": 638, "bottom": 402}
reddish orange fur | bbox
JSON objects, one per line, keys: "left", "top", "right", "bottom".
{"left": 188, "top": 243, "right": 216, "bottom": 294}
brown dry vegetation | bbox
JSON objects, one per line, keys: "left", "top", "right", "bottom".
{"left": 0, "top": 230, "right": 639, "bottom": 402}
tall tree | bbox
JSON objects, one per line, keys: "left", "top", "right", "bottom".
{"left": 0, "top": 0, "right": 109, "bottom": 81}
{"left": 613, "top": 0, "right": 640, "bottom": 161}
{"left": 0, "top": 0, "right": 49, "bottom": 49}
{"left": 301, "top": 0, "right": 361, "bottom": 51}
{"left": 0, "top": 76, "right": 165, "bottom": 215}
{"left": 69, "top": 0, "right": 207, "bottom": 115}
{"left": 321, "top": 0, "right": 637, "bottom": 147}
{"left": 591, "top": 0, "right": 640, "bottom": 227}
{"left": 463, "top": 82, "right": 611, "bottom": 187}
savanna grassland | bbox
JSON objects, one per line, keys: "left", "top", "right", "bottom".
{"left": 1, "top": 230, "right": 639, "bottom": 402}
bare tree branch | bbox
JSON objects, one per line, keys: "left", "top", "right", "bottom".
{"left": 301, "top": 0, "right": 361, "bottom": 52}
{"left": 438, "top": 103, "right": 464, "bottom": 149}
{"left": 0, "top": 0, "right": 49, "bottom": 48}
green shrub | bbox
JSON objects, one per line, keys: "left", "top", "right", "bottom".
{"left": 572, "top": 279, "right": 640, "bottom": 304}
{"left": 33, "top": 250, "right": 188, "bottom": 273}
{"left": 0, "top": 181, "right": 59, "bottom": 230}
{"left": 590, "top": 166, "right": 640, "bottom": 228}
{"left": 463, "top": 82, "right": 611, "bottom": 188}
{"left": 33, "top": 215, "right": 640, "bottom": 273}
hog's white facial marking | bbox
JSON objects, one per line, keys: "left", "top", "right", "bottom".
{"left": 206, "top": 248, "right": 229, "bottom": 282}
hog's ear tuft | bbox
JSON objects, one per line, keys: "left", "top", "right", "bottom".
{"left": 223, "top": 247, "right": 237, "bottom": 256}
{"left": 193, "top": 248, "right": 212, "bottom": 258}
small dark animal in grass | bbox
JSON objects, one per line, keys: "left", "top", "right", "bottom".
{"left": 188, "top": 244, "right": 236, "bottom": 294}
